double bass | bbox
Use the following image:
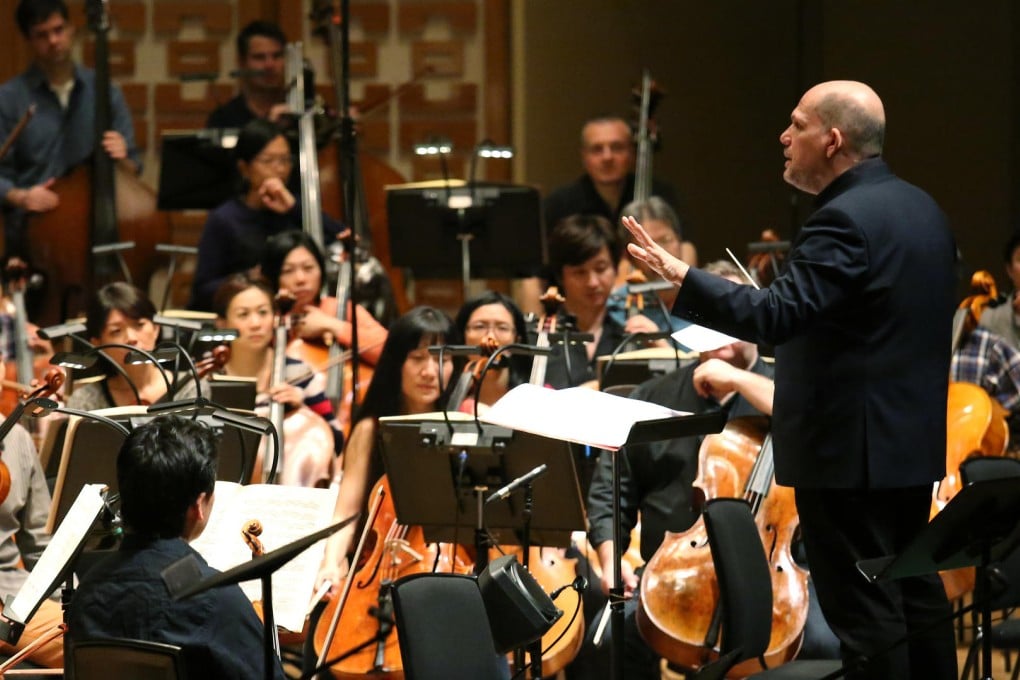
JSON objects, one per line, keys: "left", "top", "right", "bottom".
{"left": 23, "top": 0, "right": 169, "bottom": 325}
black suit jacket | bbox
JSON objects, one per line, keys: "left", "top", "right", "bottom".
{"left": 674, "top": 158, "right": 956, "bottom": 489}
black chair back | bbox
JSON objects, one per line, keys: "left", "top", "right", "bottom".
{"left": 702, "top": 498, "right": 774, "bottom": 664}
{"left": 391, "top": 572, "right": 506, "bottom": 680}
{"left": 71, "top": 637, "right": 185, "bottom": 679}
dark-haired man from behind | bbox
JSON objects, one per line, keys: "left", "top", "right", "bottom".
{"left": 67, "top": 416, "right": 284, "bottom": 680}
{"left": 206, "top": 20, "right": 288, "bottom": 128}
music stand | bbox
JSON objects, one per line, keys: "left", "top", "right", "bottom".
{"left": 386, "top": 182, "right": 543, "bottom": 301}
{"left": 856, "top": 477, "right": 1020, "bottom": 680}
{"left": 174, "top": 517, "right": 354, "bottom": 680}
{"left": 157, "top": 130, "right": 238, "bottom": 211}
{"left": 47, "top": 407, "right": 261, "bottom": 532}
{"left": 379, "top": 418, "right": 585, "bottom": 552}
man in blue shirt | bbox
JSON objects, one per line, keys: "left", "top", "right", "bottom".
{"left": 0, "top": 0, "right": 140, "bottom": 253}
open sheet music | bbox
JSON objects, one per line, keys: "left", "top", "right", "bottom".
{"left": 189, "top": 481, "right": 338, "bottom": 632}
{"left": 5, "top": 484, "right": 107, "bottom": 627}
{"left": 480, "top": 383, "right": 689, "bottom": 450}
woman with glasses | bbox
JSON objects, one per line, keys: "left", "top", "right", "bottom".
{"left": 189, "top": 118, "right": 341, "bottom": 311}
{"left": 448, "top": 291, "right": 530, "bottom": 413}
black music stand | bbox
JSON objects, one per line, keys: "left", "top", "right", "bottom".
{"left": 386, "top": 182, "right": 543, "bottom": 300}
{"left": 380, "top": 417, "right": 586, "bottom": 680}
{"left": 157, "top": 130, "right": 237, "bottom": 210}
{"left": 174, "top": 517, "right": 354, "bottom": 680}
{"left": 379, "top": 418, "right": 585, "bottom": 554}
{"left": 856, "top": 477, "right": 1020, "bottom": 680}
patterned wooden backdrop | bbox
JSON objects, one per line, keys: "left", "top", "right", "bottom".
{"left": 0, "top": 0, "right": 511, "bottom": 309}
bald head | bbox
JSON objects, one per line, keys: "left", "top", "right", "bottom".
{"left": 806, "top": 80, "right": 885, "bottom": 159}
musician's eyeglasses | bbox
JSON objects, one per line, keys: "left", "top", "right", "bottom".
{"left": 253, "top": 154, "right": 293, "bottom": 168}
{"left": 466, "top": 322, "right": 515, "bottom": 337}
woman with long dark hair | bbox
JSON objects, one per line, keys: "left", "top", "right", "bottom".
{"left": 316, "top": 306, "right": 452, "bottom": 590}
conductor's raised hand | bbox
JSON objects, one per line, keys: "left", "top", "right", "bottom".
{"left": 622, "top": 215, "right": 689, "bottom": 286}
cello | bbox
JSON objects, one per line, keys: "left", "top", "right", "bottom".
{"left": 637, "top": 417, "right": 808, "bottom": 676}
{"left": 23, "top": 0, "right": 169, "bottom": 326}
{"left": 311, "top": 476, "right": 474, "bottom": 677}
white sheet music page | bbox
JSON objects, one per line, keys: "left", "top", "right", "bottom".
{"left": 480, "top": 383, "right": 688, "bottom": 450}
{"left": 671, "top": 323, "right": 742, "bottom": 353}
{"left": 6, "top": 483, "right": 107, "bottom": 625}
{"left": 189, "top": 481, "right": 339, "bottom": 633}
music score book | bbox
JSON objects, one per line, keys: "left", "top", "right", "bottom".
{"left": 480, "top": 383, "right": 690, "bottom": 451}
{"left": 4, "top": 484, "right": 107, "bottom": 633}
{"left": 189, "top": 481, "right": 338, "bottom": 633}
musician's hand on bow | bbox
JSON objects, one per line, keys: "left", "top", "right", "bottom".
{"left": 257, "top": 176, "right": 296, "bottom": 214}
{"left": 693, "top": 358, "right": 741, "bottom": 401}
{"left": 269, "top": 382, "right": 303, "bottom": 408}
{"left": 622, "top": 215, "right": 689, "bottom": 286}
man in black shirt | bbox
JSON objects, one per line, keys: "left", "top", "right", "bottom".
{"left": 206, "top": 20, "right": 287, "bottom": 129}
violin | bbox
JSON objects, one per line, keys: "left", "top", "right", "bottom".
{"left": 0, "top": 368, "right": 66, "bottom": 506}
{"left": 637, "top": 417, "right": 807, "bottom": 675}
{"left": 446, "top": 335, "right": 501, "bottom": 414}
{"left": 312, "top": 476, "right": 473, "bottom": 677}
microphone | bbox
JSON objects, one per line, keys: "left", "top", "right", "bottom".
{"left": 485, "top": 464, "right": 548, "bottom": 504}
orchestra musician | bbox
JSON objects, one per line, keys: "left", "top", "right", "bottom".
{"left": 0, "top": 422, "right": 62, "bottom": 668}
{"left": 212, "top": 274, "right": 342, "bottom": 475}
{"left": 449, "top": 291, "right": 530, "bottom": 411}
{"left": 606, "top": 197, "right": 695, "bottom": 335}
{"left": 624, "top": 80, "right": 958, "bottom": 679}
{"left": 543, "top": 214, "right": 627, "bottom": 389}
{"left": 260, "top": 229, "right": 387, "bottom": 367}
{"left": 67, "top": 415, "right": 286, "bottom": 679}
{"left": 206, "top": 20, "right": 288, "bottom": 129}
{"left": 586, "top": 261, "right": 776, "bottom": 679}
{"left": 189, "top": 119, "right": 341, "bottom": 311}
{"left": 316, "top": 306, "right": 453, "bottom": 592}
{"left": 544, "top": 116, "right": 682, "bottom": 234}
{"left": 0, "top": 0, "right": 140, "bottom": 255}
{"left": 67, "top": 282, "right": 204, "bottom": 410}
{"left": 979, "top": 229, "right": 1020, "bottom": 349}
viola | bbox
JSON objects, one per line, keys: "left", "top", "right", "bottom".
{"left": 637, "top": 417, "right": 807, "bottom": 676}
{"left": 0, "top": 368, "right": 65, "bottom": 506}
{"left": 312, "top": 476, "right": 473, "bottom": 677}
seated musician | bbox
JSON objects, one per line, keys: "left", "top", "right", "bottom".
{"left": 0, "top": 422, "right": 61, "bottom": 668}
{"left": 952, "top": 271, "right": 1020, "bottom": 442}
{"left": 448, "top": 291, "right": 531, "bottom": 412}
{"left": 980, "top": 229, "right": 1020, "bottom": 349}
{"left": 316, "top": 306, "right": 453, "bottom": 592}
{"left": 0, "top": 0, "right": 140, "bottom": 254}
{"left": 206, "top": 20, "right": 287, "bottom": 129}
{"left": 189, "top": 119, "right": 341, "bottom": 311}
{"left": 212, "top": 274, "right": 340, "bottom": 485}
{"left": 586, "top": 261, "right": 777, "bottom": 680}
{"left": 543, "top": 215, "right": 627, "bottom": 389}
{"left": 67, "top": 282, "right": 204, "bottom": 410}
{"left": 606, "top": 197, "right": 695, "bottom": 334}
{"left": 260, "top": 229, "right": 387, "bottom": 367}
{"left": 67, "top": 415, "right": 285, "bottom": 679}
